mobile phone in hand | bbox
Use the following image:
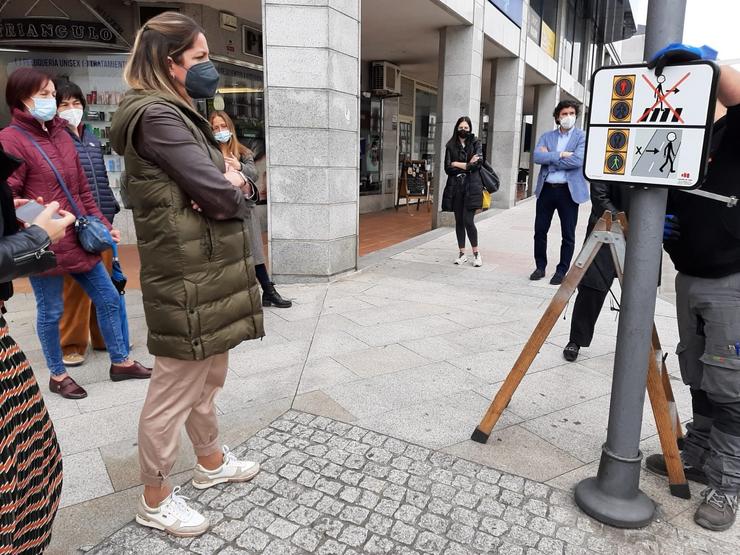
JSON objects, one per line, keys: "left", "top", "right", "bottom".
{"left": 16, "top": 200, "right": 62, "bottom": 224}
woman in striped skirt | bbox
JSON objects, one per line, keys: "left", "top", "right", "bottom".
{"left": 0, "top": 143, "right": 75, "bottom": 553}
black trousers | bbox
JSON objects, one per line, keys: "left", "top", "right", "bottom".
{"left": 570, "top": 285, "right": 610, "bottom": 347}
{"left": 454, "top": 189, "right": 478, "bottom": 248}
{"left": 534, "top": 183, "right": 579, "bottom": 275}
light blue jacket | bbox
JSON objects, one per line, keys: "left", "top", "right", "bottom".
{"left": 533, "top": 127, "right": 589, "bottom": 204}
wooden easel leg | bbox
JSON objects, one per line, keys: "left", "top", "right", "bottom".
{"left": 652, "top": 328, "right": 685, "bottom": 449}
{"left": 646, "top": 344, "right": 690, "bottom": 498}
{"left": 471, "top": 217, "right": 613, "bottom": 443}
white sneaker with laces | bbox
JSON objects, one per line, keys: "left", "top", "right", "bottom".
{"left": 135, "top": 486, "right": 209, "bottom": 537}
{"left": 192, "top": 446, "right": 260, "bottom": 489}
{"left": 473, "top": 253, "right": 483, "bottom": 267}
{"left": 454, "top": 252, "right": 468, "bottom": 265}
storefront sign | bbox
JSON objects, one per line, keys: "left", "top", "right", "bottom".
{"left": 489, "top": 0, "right": 523, "bottom": 28}
{"left": 0, "top": 19, "right": 116, "bottom": 44}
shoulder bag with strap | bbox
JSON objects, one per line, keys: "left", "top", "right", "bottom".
{"left": 480, "top": 160, "right": 500, "bottom": 194}
{"left": 11, "top": 125, "right": 113, "bottom": 253}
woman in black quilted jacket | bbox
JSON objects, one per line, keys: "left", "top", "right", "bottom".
{"left": 53, "top": 78, "right": 125, "bottom": 368}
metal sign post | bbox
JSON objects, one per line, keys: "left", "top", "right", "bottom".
{"left": 574, "top": 0, "right": 710, "bottom": 528}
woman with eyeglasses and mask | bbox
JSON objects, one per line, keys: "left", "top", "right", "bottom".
{"left": 441, "top": 116, "right": 485, "bottom": 267}
{"left": 209, "top": 110, "right": 291, "bottom": 308}
{"left": 110, "top": 11, "right": 264, "bottom": 537}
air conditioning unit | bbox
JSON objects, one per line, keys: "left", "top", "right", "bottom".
{"left": 371, "top": 61, "right": 401, "bottom": 97}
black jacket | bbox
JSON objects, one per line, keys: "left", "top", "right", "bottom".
{"left": 68, "top": 126, "right": 120, "bottom": 224}
{"left": 664, "top": 109, "right": 740, "bottom": 278}
{"left": 442, "top": 134, "right": 484, "bottom": 211}
{"left": 0, "top": 146, "right": 55, "bottom": 302}
{"left": 587, "top": 182, "right": 631, "bottom": 233}
{"left": 580, "top": 182, "right": 631, "bottom": 292}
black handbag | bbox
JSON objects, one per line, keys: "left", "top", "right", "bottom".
{"left": 12, "top": 126, "right": 113, "bottom": 254}
{"left": 480, "top": 161, "right": 500, "bottom": 193}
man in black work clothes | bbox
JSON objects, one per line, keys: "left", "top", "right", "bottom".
{"left": 646, "top": 59, "right": 740, "bottom": 532}
{"left": 562, "top": 183, "right": 630, "bottom": 362}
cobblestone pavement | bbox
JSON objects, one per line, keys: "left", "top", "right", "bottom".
{"left": 90, "top": 410, "right": 735, "bottom": 555}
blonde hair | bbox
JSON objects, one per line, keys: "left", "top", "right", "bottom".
{"left": 209, "top": 110, "right": 252, "bottom": 159}
{"left": 124, "top": 12, "right": 203, "bottom": 101}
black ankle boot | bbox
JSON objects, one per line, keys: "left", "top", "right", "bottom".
{"left": 262, "top": 282, "right": 292, "bottom": 308}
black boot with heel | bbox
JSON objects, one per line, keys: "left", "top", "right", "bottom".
{"left": 262, "top": 282, "right": 292, "bottom": 308}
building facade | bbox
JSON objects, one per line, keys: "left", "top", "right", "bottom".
{"left": 0, "top": 0, "right": 636, "bottom": 281}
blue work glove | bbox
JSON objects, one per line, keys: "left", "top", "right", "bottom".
{"left": 647, "top": 43, "right": 718, "bottom": 76}
{"left": 664, "top": 214, "right": 680, "bottom": 241}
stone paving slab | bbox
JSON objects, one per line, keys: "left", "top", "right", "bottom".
{"left": 89, "top": 410, "right": 735, "bottom": 555}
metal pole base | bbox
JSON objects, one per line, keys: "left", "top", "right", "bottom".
{"left": 574, "top": 446, "right": 655, "bottom": 528}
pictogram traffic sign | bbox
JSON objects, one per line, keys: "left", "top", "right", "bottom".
{"left": 584, "top": 61, "right": 718, "bottom": 188}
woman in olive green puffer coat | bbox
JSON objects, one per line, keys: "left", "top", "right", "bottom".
{"left": 109, "top": 11, "right": 264, "bottom": 537}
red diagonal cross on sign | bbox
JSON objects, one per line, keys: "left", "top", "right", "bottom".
{"left": 638, "top": 72, "right": 691, "bottom": 123}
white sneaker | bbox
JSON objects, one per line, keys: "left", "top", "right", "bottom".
{"left": 192, "top": 446, "right": 260, "bottom": 489}
{"left": 473, "top": 253, "right": 483, "bottom": 267}
{"left": 135, "top": 486, "right": 209, "bottom": 537}
{"left": 454, "top": 252, "right": 468, "bottom": 265}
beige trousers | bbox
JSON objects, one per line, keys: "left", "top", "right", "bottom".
{"left": 138, "top": 352, "right": 228, "bottom": 487}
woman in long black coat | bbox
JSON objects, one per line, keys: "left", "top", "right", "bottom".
{"left": 442, "top": 116, "right": 485, "bottom": 267}
{"left": 0, "top": 145, "right": 74, "bottom": 553}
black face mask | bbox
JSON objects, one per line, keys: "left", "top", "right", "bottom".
{"left": 457, "top": 129, "right": 469, "bottom": 139}
{"left": 181, "top": 60, "right": 220, "bottom": 99}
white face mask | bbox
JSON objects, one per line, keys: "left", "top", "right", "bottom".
{"left": 559, "top": 114, "right": 576, "bottom": 130}
{"left": 59, "top": 108, "right": 84, "bottom": 128}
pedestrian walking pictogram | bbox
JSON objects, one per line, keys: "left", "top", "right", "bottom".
{"left": 614, "top": 76, "right": 634, "bottom": 97}
{"left": 611, "top": 101, "right": 631, "bottom": 122}
{"left": 608, "top": 129, "right": 628, "bottom": 150}
{"left": 660, "top": 131, "right": 678, "bottom": 173}
{"left": 631, "top": 128, "right": 683, "bottom": 178}
{"left": 584, "top": 61, "right": 718, "bottom": 188}
{"left": 638, "top": 71, "right": 690, "bottom": 124}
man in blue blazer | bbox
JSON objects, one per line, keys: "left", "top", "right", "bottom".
{"left": 531, "top": 100, "right": 590, "bottom": 285}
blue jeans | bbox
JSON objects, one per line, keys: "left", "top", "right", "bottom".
{"left": 30, "top": 262, "right": 128, "bottom": 377}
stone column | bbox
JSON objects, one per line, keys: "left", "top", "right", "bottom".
{"left": 262, "top": 0, "right": 360, "bottom": 282}
{"left": 488, "top": 56, "right": 526, "bottom": 208}
{"left": 432, "top": 0, "right": 485, "bottom": 228}
{"left": 529, "top": 84, "right": 559, "bottom": 197}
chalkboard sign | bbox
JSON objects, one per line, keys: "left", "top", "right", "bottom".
{"left": 396, "top": 160, "right": 431, "bottom": 212}
{"left": 403, "top": 161, "right": 428, "bottom": 196}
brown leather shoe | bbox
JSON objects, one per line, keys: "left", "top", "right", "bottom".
{"left": 49, "top": 376, "right": 88, "bottom": 399}
{"left": 110, "top": 360, "right": 152, "bottom": 382}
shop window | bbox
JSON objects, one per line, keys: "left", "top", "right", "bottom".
{"left": 360, "top": 96, "right": 382, "bottom": 196}
{"left": 0, "top": 51, "right": 130, "bottom": 185}
{"left": 413, "top": 88, "right": 436, "bottom": 174}
{"left": 196, "top": 60, "right": 266, "bottom": 203}
{"left": 529, "top": 0, "right": 559, "bottom": 58}
{"left": 564, "top": 0, "right": 588, "bottom": 81}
